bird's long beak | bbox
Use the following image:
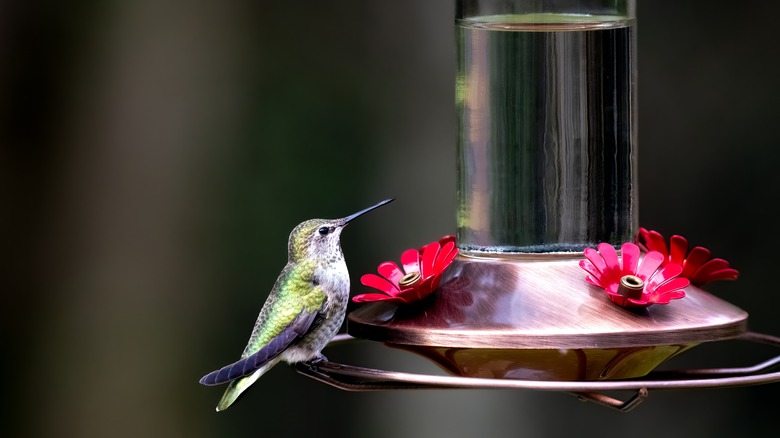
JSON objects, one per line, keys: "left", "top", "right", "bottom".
{"left": 342, "top": 198, "right": 394, "bottom": 225}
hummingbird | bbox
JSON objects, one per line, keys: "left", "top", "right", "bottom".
{"left": 199, "top": 198, "right": 394, "bottom": 411}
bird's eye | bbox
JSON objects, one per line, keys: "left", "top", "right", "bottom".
{"left": 318, "top": 227, "right": 329, "bottom": 235}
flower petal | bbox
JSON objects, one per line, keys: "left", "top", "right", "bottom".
{"left": 579, "top": 260, "right": 606, "bottom": 287}
{"left": 620, "top": 242, "right": 640, "bottom": 276}
{"left": 585, "top": 275, "right": 602, "bottom": 287}
{"left": 400, "top": 249, "right": 421, "bottom": 275}
{"left": 681, "top": 246, "right": 711, "bottom": 277}
{"left": 439, "top": 235, "right": 457, "bottom": 246}
{"left": 699, "top": 268, "right": 739, "bottom": 284}
{"left": 377, "top": 261, "right": 405, "bottom": 288}
{"left": 652, "top": 277, "right": 690, "bottom": 295}
{"left": 420, "top": 241, "right": 440, "bottom": 278}
{"left": 668, "top": 235, "right": 688, "bottom": 266}
{"left": 650, "top": 289, "right": 686, "bottom": 304}
{"left": 636, "top": 251, "right": 664, "bottom": 281}
{"left": 360, "top": 273, "right": 399, "bottom": 295}
{"left": 597, "top": 243, "right": 621, "bottom": 285}
{"left": 598, "top": 243, "right": 620, "bottom": 269}
{"left": 583, "top": 247, "right": 607, "bottom": 275}
{"left": 603, "top": 281, "right": 620, "bottom": 296}
{"left": 434, "top": 240, "right": 458, "bottom": 274}
{"left": 645, "top": 263, "right": 683, "bottom": 291}
{"left": 642, "top": 228, "right": 669, "bottom": 257}
{"left": 695, "top": 257, "right": 730, "bottom": 273}
{"left": 395, "top": 279, "right": 435, "bottom": 302}
{"left": 352, "top": 293, "right": 408, "bottom": 304}
{"left": 690, "top": 258, "right": 738, "bottom": 285}
{"left": 635, "top": 227, "right": 649, "bottom": 251}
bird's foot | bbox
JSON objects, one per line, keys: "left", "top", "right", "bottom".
{"left": 310, "top": 353, "right": 328, "bottom": 364}
{"left": 299, "top": 354, "right": 328, "bottom": 372}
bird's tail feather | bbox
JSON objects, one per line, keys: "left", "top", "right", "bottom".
{"left": 215, "top": 358, "right": 280, "bottom": 412}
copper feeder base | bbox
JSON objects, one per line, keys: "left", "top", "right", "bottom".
{"left": 347, "top": 253, "right": 748, "bottom": 381}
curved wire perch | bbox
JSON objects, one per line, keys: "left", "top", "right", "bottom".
{"left": 294, "top": 332, "right": 780, "bottom": 412}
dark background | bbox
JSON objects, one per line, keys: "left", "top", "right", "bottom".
{"left": 3, "top": 1, "right": 779, "bottom": 437}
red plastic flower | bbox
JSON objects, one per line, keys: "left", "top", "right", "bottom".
{"left": 580, "top": 242, "right": 690, "bottom": 308}
{"left": 352, "top": 235, "right": 459, "bottom": 305}
{"left": 635, "top": 227, "right": 739, "bottom": 286}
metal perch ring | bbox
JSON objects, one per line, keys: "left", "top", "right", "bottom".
{"left": 294, "top": 332, "right": 780, "bottom": 412}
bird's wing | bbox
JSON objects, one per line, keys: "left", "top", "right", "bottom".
{"left": 199, "top": 309, "right": 318, "bottom": 386}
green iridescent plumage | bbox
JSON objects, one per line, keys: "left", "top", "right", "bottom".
{"left": 243, "top": 259, "right": 324, "bottom": 356}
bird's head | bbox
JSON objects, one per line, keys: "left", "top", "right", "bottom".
{"left": 287, "top": 199, "right": 394, "bottom": 263}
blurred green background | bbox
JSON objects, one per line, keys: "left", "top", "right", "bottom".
{"left": 3, "top": 1, "right": 779, "bottom": 437}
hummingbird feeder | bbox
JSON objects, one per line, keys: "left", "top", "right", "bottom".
{"left": 294, "top": 0, "right": 780, "bottom": 411}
